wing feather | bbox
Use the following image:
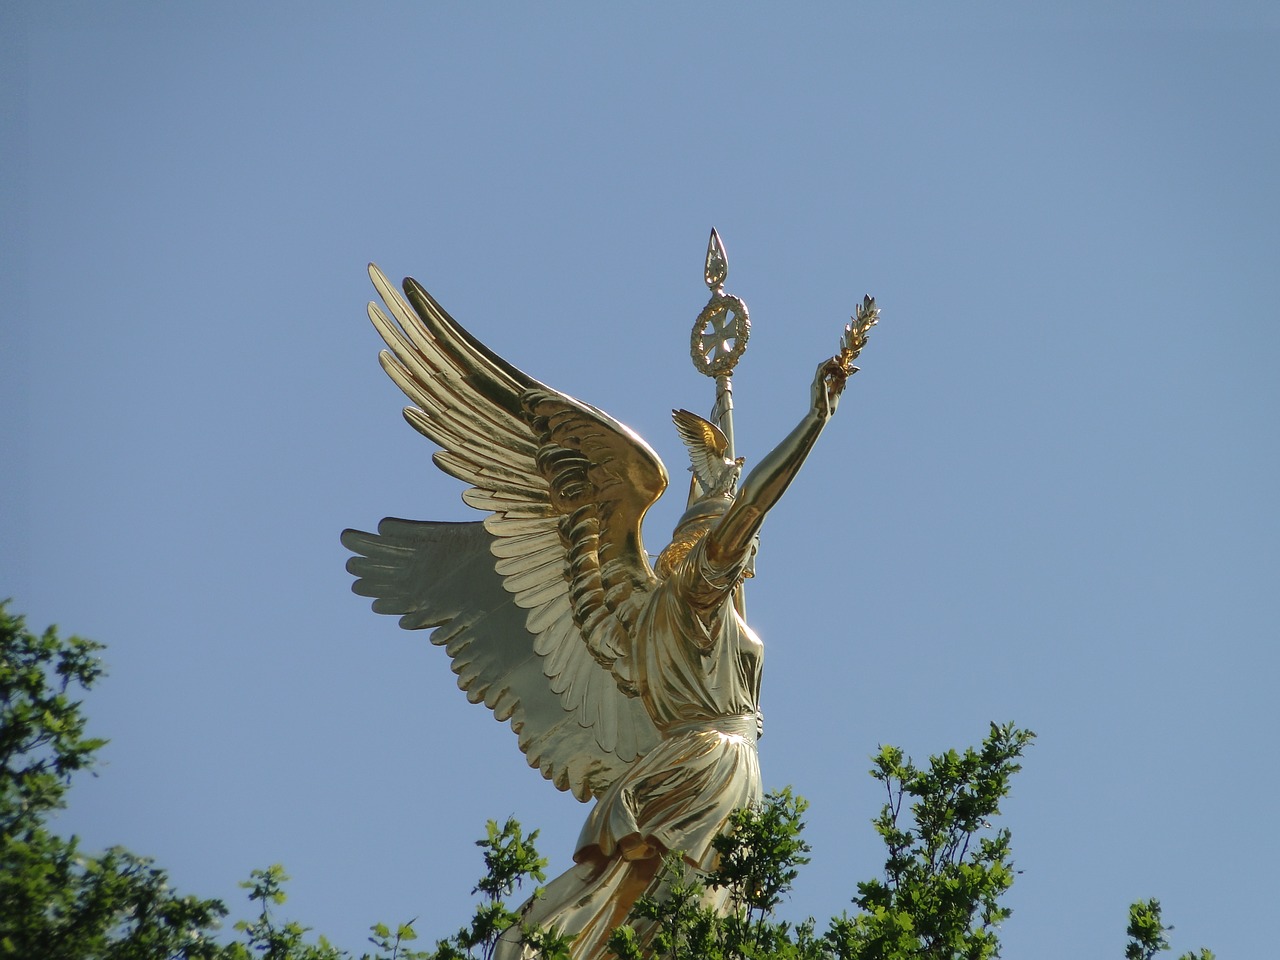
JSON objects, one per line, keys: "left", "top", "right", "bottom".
{"left": 672, "top": 409, "right": 733, "bottom": 492}
{"left": 488, "top": 529, "right": 563, "bottom": 559}
{"left": 460, "top": 489, "right": 553, "bottom": 517}
{"left": 345, "top": 266, "right": 670, "bottom": 800}
{"left": 344, "top": 519, "right": 657, "bottom": 799}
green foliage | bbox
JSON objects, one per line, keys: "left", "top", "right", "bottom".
{"left": 706, "top": 789, "right": 823, "bottom": 960}
{"left": 1125, "top": 899, "right": 1214, "bottom": 960}
{"left": 607, "top": 857, "right": 716, "bottom": 960}
{"left": 711, "top": 788, "right": 812, "bottom": 920}
{"left": 0, "top": 600, "right": 229, "bottom": 960}
{"left": 826, "top": 721, "right": 1035, "bottom": 960}
{"left": 0, "top": 601, "right": 467, "bottom": 960}
{"left": 0, "top": 603, "right": 1215, "bottom": 960}
{"left": 607, "top": 792, "right": 824, "bottom": 960}
{"left": 0, "top": 603, "right": 106, "bottom": 818}
{"left": 366, "top": 920, "right": 424, "bottom": 960}
{"left": 608, "top": 726, "right": 1037, "bottom": 960}
{"left": 419, "top": 817, "right": 570, "bottom": 960}
{"left": 220, "top": 864, "right": 345, "bottom": 960}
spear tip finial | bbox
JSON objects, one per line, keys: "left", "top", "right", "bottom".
{"left": 704, "top": 228, "right": 728, "bottom": 291}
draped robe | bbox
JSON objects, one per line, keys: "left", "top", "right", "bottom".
{"left": 496, "top": 532, "right": 762, "bottom": 959}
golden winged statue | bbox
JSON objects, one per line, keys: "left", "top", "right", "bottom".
{"left": 342, "top": 260, "right": 870, "bottom": 959}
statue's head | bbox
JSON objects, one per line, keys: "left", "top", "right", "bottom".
{"left": 655, "top": 494, "right": 733, "bottom": 579}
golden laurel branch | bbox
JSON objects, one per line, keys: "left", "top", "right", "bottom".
{"left": 837, "top": 294, "right": 881, "bottom": 376}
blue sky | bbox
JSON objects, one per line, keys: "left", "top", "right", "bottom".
{"left": 3, "top": 4, "right": 1277, "bottom": 957}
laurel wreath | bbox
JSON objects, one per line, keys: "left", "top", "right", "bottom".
{"left": 691, "top": 293, "right": 750, "bottom": 377}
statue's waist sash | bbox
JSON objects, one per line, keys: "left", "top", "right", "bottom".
{"left": 660, "top": 713, "right": 757, "bottom": 741}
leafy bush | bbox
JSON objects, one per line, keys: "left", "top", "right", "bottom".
{"left": 0, "top": 603, "right": 1212, "bottom": 959}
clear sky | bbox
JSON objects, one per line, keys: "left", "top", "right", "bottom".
{"left": 3, "top": 4, "right": 1277, "bottom": 958}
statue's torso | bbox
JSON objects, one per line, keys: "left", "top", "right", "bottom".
{"left": 575, "top": 539, "right": 763, "bottom": 868}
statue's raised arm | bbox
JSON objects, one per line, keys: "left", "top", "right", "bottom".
{"left": 343, "top": 240, "right": 880, "bottom": 960}
{"left": 708, "top": 357, "right": 849, "bottom": 569}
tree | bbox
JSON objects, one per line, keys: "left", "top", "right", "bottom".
{"left": 597, "top": 724, "right": 1033, "bottom": 960}
{"left": 0, "top": 601, "right": 228, "bottom": 959}
{"left": 1124, "top": 900, "right": 1214, "bottom": 960}
{"left": 0, "top": 601, "right": 554, "bottom": 960}
{"left": 0, "top": 603, "right": 1213, "bottom": 959}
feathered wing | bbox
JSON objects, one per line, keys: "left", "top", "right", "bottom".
{"left": 343, "top": 264, "right": 667, "bottom": 801}
{"left": 672, "top": 409, "right": 731, "bottom": 491}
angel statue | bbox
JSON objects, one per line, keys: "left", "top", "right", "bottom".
{"left": 342, "top": 253, "right": 877, "bottom": 960}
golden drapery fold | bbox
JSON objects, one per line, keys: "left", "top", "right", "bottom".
{"left": 496, "top": 539, "right": 762, "bottom": 960}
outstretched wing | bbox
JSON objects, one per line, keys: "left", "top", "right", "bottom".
{"left": 342, "top": 520, "right": 654, "bottom": 799}
{"left": 345, "top": 264, "right": 668, "bottom": 801}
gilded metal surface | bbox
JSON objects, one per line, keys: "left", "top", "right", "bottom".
{"left": 691, "top": 293, "right": 750, "bottom": 378}
{"left": 342, "top": 238, "right": 879, "bottom": 959}
{"left": 838, "top": 294, "right": 881, "bottom": 376}
{"left": 690, "top": 229, "right": 748, "bottom": 458}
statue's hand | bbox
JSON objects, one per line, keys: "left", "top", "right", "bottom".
{"left": 811, "top": 358, "right": 848, "bottom": 421}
